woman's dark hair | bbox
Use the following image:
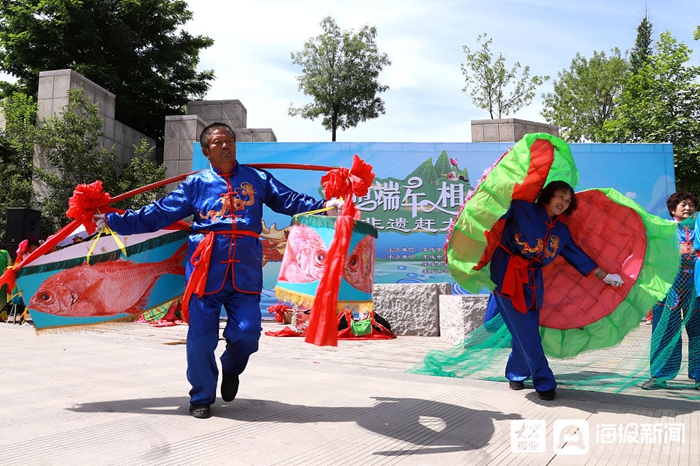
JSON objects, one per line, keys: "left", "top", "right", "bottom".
{"left": 536, "top": 180, "right": 577, "bottom": 216}
{"left": 666, "top": 191, "right": 698, "bottom": 217}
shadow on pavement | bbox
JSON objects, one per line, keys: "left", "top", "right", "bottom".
{"left": 68, "top": 395, "right": 521, "bottom": 455}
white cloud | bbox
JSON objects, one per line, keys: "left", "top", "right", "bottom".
{"left": 3, "top": 0, "right": 698, "bottom": 143}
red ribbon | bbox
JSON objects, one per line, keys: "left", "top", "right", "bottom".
{"left": 304, "top": 215, "right": 355, "bottom": 346}
{"left": 181, "top": 232, "right": 214, "bottom": 323}
{"left": 180, "top": 229, "right": 260, "bottom": 323}
{"left": 305, "top": 154, "right": 376, "bottom": 347}
{"left": 500, "top": 252, "right": 532, "bottom": 314}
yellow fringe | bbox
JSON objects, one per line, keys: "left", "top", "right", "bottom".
{"left": 274, "top": 287, "right": 316, "bottom": 309}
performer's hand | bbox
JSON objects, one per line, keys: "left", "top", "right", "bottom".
{"left": 94, "top": 213, "right": 106, "bottom": 230}
{"left": 325, "top": 198, "right": 344, "bottom": 217}
{"left": 603, "top": 273, "right": 624, "bottom": 288}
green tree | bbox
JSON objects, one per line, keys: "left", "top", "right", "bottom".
{"left": 113, "top": 138, "right": 167, "bottom": 211}
{"left": 461, "top": 33, "right": 549, "bottom": 119}
{"left": 35, "top": 88, "right": 167, "bottom": 235}
{"left": 0, "top": 0, "right": 214, "bottom": 141}
{"left": 603, "top": 32, "right": 700, "bottom": 194}
{"left": 541, "top": 49, "right": 628, "bottom": 142}
{"left": 0, "top": 92, "right": 38, "bottom": 241}
{"left": 629, "top": 13, "right": 653, "bottom": 74}
{"left": 35, "top": 87, "right": 121, "bottom": 234}
{"left": 289, "top": 16, "right": 391, "bottom": 141}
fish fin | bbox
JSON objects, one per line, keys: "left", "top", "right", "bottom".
{"left": 76, "top": 278, "right": 108, "bottom": 315}
{"left": 129, "top": 282, "right": 159, "bottom": 315}
{"left": 165, "top": 242, "right": 188, "bottom": 275}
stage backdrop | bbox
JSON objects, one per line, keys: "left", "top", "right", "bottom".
{"left": 192, "top": 141, "right": 675, "bottom": 312}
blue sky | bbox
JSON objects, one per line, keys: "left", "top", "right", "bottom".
{"left": 182, "top": 0, "right": 699, "bottom": 142}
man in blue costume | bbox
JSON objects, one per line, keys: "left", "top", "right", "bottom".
{"left": 643, "top": 192, "right": 700, "bottom": 390}
{"left": 490, "top": 181, "right": 623, "bottom": 400}
{"left": 97, "top": 122, "right": 340, "bottom": 418}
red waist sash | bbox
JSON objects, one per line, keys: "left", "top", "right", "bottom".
{"left": 181, "top": 229, "right": 260, "bottom": 322}
{"left": 500, "top": 245, "right": 535, "bottom": 314}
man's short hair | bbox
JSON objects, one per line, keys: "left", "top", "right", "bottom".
{"left": 200, "top": 122, "right": 236, "bottom": 148}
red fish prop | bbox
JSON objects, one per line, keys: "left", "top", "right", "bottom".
{"left": 278, "top": 224, "right": 375, "bottom": 293}
{"left": 275, "top": 155, "right": 377, "bottom": 347}
{"left": 29, "top": 244, "right": 187, "bottom": 317}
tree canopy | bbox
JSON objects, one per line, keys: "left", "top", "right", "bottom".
{"left": 541, "top": 49, "right": 628, "bottom": 142}
{"left": 0, "top": 92, "right": 36, "bottom": 241}
{"left": 0, "top": 0, "right": 214, "bottom": 141}
{"left": 629, "top": 13, "right": 653, "bottom": 74}
{"left": 289, "top": 16, "right": 391, "bottom": 141}
{"left": 461, "top": 33, "right": 549, "bottom": 119}
{"left": 602, "top": 32, "right": 700, "bottom": 194}
{"left": 22, "top": 87, "right": 165, "bottom": 235}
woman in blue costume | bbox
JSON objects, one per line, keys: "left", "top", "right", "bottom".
{"left": 99, "top": 122, "right": 338, "bottom": 419}
{"left": 491, "top": 181, "right": 623, "bottom": 400}
{"left": 643, "top": 192, "right": 700, "bottom": 390}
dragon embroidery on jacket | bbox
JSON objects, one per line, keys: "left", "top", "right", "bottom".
{"left": 199, "top": 182, "right": 257, "bottom": 221}
{"left": 514, "top": 233, "right": 560, "bottom": 258}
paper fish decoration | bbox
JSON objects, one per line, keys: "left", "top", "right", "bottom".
{"left": 275, "top": 215, "right": 377, "bottom": 311}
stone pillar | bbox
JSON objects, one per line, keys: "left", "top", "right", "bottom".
{"left": 471, "top": 118, "right": 559, "bottom": 142}
{"left": 438, "top": 294, "right": 489, "bottom": 345}
{"left": 234, "top": 128, "right": 277, "bottom": 142}
{"left": 372, "top": 283, "right": 451, "bottom": 336}
{"left": 187, "top": 100, "right": 247, "bottom": 131}
{"left": 163, "top": 114, "right": 207, "bottom": 190}
{"left": 33, "top": 69, "right": 155, "bottom": 198}
{"left": 161, "top": 100, "right": 278, "bottom": 181}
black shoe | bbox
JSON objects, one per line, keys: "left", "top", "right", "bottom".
{"left": 221, "top": 371, "right": 240, "bottom": 402}
{"left": 537, "top": 389, "right": 556, "bottom": 401}
{"left": 508, "top": 380, "right": 525, "bottom": 390}
{"left": 189, "top": 403, "right": 211, "bottom": 419}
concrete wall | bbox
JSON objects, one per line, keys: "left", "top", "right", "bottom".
{"left": 438, "top": 294, "right": 490, "bottom": 345}
{"left": 373, "top": 283, "right": 451, "bottom": 337}
{"left": 162, "top": 99, "right": 277, "bottom": 180}
{"left": 471, "top": 118, "right": 559, "bottom": 142}
{"left": 188, "top": 100, "right": 247, "bottom": 130}
{"left": 37, "top": 70, "right": 155, "bottom": 165}
{"left": 372, "top": 283, "right": 491, "bottom": 342}
{"left": 163, "top": 114, "right": 207, "bottom": 190}
{"left": 30, "top": 70, "right": 156, "bottom": 199}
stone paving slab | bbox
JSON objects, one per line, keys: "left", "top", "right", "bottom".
{"left": 0, "top": 320, "right": 698, "bottom": 465}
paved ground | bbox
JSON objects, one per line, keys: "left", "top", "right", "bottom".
{"left": 1, "top": 319, "right": 698, "bottom": 465}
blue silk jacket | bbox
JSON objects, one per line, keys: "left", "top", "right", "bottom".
{"left": 490, "top": 200, "right": 597, "bottom": 311}
{"left": 106, "top": 163, "right": 326, "bottom": 294}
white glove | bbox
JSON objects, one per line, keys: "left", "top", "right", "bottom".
{"left": 325, "top": 198, "right": 344, "bottom": 217}
{"left": 603, "top": 273, "right": 624, "bottom": 287}
{"left": 94, "top": 213, "right": 106, "bottom": 230}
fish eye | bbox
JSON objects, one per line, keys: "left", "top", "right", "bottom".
{"left": 39, "top": 293, "right": 52, "bottom": 302}
{"left": 347, "top": 255, "right": 358, "bottom": 269}
{"left": 314, "top": 251, "right": 326, "bottom": 265}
